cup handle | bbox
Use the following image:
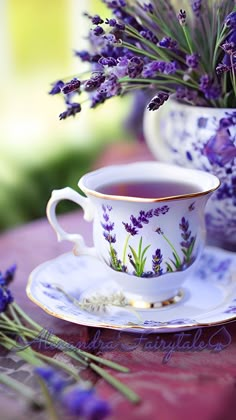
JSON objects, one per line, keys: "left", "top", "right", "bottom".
{"left": 46, "top": 187, "right": 97, "bottom": 257}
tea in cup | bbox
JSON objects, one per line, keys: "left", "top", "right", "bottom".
{"left": 46, "top": 162, "right": 220, "bottom": 306}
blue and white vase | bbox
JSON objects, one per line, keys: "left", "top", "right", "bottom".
{"left": 143, "top": 99, "right": 236, "bottom": 250}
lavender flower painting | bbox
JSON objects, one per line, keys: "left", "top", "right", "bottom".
{"left": 100, "top": 204, "right": 197, "bottom": 278}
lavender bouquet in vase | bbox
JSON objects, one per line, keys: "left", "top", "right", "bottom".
{"left": 50, "top": 0, "right": 236, "bottom": 249}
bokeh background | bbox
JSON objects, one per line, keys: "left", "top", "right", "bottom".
{"left": 0, "top": 0, "right": 137, "bottom": 232}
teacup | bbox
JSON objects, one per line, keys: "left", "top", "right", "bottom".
{"left": 46, "top": 162, "right": 220, "bottom": 307}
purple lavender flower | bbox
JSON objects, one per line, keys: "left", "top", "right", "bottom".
{"left": 154, "top": 206, "right": 169, "bottom": 216}
{"left": 178, "top": 9, "right": 186, "bottom": 26}
{"left": 139, "top": 209, "right": 153, "bottom": 223}
{"left": 152, "top": 249, "right": 163, "bottom": 275}
{"left": 62, "top": 387, "right": 111, "bottom": 419}
{"left": 159, "top": 37, "right": 177, "bottom": 49}
{"left": 105, "top": 18, "right": 125, "bottom": 31}
{"left": 0, "top": 287, "right": 14, "bottom": 312}
{"left": 103, "top": 0, "right": 126, "bottom": 8}
{"left": 101, "top": 221, "right": 115, "bottom": 232}
{"left": 91, "top": 15, "right": 104, "bottom": 25}
{"left": 122, "top": 222, "right": 138, "bottom": 236}
{"left": 130, "top": 215, "right": 143, "bottom": 228}
{"left": 101, "top": 205, "right": 116, "bottom": 243}
{"left": 74, "top": 50, "right": 91, "bottom": 62}
{"left": 0, "top": 264, "right": 15, "bottom": 311}
{"left": 191, "top": 1, "right": 202, "bottom": 17}
{"left": 123, "top": 208, "right": 154, "bottom": 235}
{"left": 62, "top": 78, "right": 81, "bottom": 95}
{"left": 186, "top": 53, "right": 199, "bottom": 69}
{"left": 0, "top": 264, "right": 17, "bottom": 286}
{"left": 176, "top": 87, "right": 198, "bottom": 103}
{"left": 225, "top": 11, "right": 236, "bottom": 28}
{"left": 83, "top": 73, "right": 106, "bottom": 92}
{"left": 222, "top": 30, "right": 236, "bottom": 67}
{"left": 179, "top": 217, "right": 195, "bottom": 264}
{"left": 140, "top": 30, "right": 158, "bottom": 44}
{"left": 59, "top": 103, "right": 81, "bottom": 120}
{"left": 113, "top": 56, "right": 129, "bottom": 78}
{"left": 93, "top": 25, "right": 105, "bottom": 36}
{"left": 147, "top": 92, "right": 169, "bottom": 111}
{"left": 103, "top": 232, "right": 116, "bottom": 243}
{"left": 199, "top": 75, "right": 221, "bottom": 100}
{"left": 91, "top": 91, "right": 107, "bottom": 108}
{"left": 142, "top": 3, "right": 154, "bottom": 14}
{"left": 221, "top": 41, "right": 236, "bottom": 57}
{"left": 35, "top": 367, "right": 67, "bottom": 395}
{"left": 127, "top": 57, "right": 144, "bottom": 78}
{"left": 49, "top": 80, "right": 64, "bottom": 95}
{"left": 50, "top": 0, "right": 236, "bottom": 118}
{"left": 98, "top": 57, "right": 117, "bottom": 67}
{"left": 98, "top": 74, "right": 121, "bottom": 97}
{"left": 216, "top": 63, "right": 230, "bottom": 75}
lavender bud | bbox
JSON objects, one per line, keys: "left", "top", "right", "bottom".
{"left": 140, "top": 30, "right": 158, "bottom": 44}
{"left": 59, "top": 103, "right": 81, "bottom": 120}
{"left": 221, "top": 41, "right": 236, "bottom": 56}
{"left": 225, "top": 11, "right": 236, "bottom": 29}
{"left": 74, "top": 50, "right": 91, "bottom": 62}
{"left": 143, "top": 3, "right": 154, "bottom": 14}
{"left": 62, "top": 78, "right": 81, "bottom": 94}
{"left": 159, "top": 37, "right": 177, "bottom": 49}
{"left": 216, "top": 63, "right": 230, "bottom": 75}
{"left": 186, "top": 53, "right": 199, "bottom": 69}
{"left": 191, "top": 1, "right": 202, "bottom": 17}
{"left": 93, "top": 26, "right": 105, "bottom": 36}
{"left": 178, "top": 9, "right": 186, "bottom": 26}
{"left": 127, "top": 57, "right": 144, "bottom": 78}
{"left": 91, "top": 15, "right": 104, "bottom": 25}
{"left": 83, "top": 74, "right": 106, "bottom": 92}
{"left": 98, "top": 57, "right": 117, "bottom": 67}
{"left": 49, "top": 80, "right": 64, "bottom": 95}
{"left": 147, "top": 92, "right": 169, "bottom": 111}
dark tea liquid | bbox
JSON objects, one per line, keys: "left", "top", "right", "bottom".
{"left": 98, "top": 180, "right": 200, "bottom": 199}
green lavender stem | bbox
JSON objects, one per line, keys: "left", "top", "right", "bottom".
{"left": 181, "top": 25, "right": 193, "bottom": 54}
{"left": 162, "top": 234, "right": 182, "bottom": 268}
{"left": 11, "top": 303, "right": 141, "bottom": 404}
{"left": 122, "top": 234, "right": 131, "bottom": 265}
{"left": 90, "top": 363, "right": 140, "bottom": 404}
{"left": 0, "top": 373, "right": 43, "bottom": 409}
{"left": 36, "top": 376, "right": 59, "bottom": 420}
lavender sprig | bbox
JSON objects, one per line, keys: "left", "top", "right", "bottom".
{"left": 50, "top": 1, "right": 236, "bottom": 116}
{"left": 0, "top": 264, "right": 141, "bottom": 410}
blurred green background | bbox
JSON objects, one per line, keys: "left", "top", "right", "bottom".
{"left": 0, "top": 0, "right": 134, "bottom": 232}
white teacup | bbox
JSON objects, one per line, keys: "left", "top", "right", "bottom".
{"left": 46, "top": 162, "right": 220, "bottom": 306}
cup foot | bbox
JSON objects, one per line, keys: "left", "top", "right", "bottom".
{"left": 126, "top": 289, "right": 184, "bottom": 309}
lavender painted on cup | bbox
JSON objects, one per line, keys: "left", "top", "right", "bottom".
{"left": 101, "top": 205, "right": 125, "bottom": 272}
{"left": 155, "top": 218, "right": 197, "bottom": 272}
{"left": 100, "top": 204, "right": 196, "bottom": 278}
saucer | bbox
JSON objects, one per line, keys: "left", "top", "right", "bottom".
{"left": 26, "top": 246, "right": 236, "bottom": 333}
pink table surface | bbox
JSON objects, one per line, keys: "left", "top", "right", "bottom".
{"left": 1, "top": 143, "right": 236, "bottom": 419}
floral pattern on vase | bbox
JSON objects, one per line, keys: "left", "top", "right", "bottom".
{"left": 144, "top": 102, "right": 236, "bottom": 248}
{"left": 100, "top": 204, "right": 197, "bottom": 278}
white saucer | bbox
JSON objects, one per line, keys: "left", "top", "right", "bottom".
{"left": 26, "top": 246, "right": 236, "bottom": 333}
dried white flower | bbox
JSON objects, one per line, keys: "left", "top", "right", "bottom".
{"left": 51, "top": 284, "right": 129, "bottom": 314}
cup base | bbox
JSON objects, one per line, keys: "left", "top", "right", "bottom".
{"left": 123, "top": 289, "right": 184, "bottom": 309}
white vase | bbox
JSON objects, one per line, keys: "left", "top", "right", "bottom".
{"left": 143, "top": 99, "right": 236, "bottom": 250}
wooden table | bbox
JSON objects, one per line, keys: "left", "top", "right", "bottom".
{"left": 1, "top": 143, "right": 236, "bottom": 419}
